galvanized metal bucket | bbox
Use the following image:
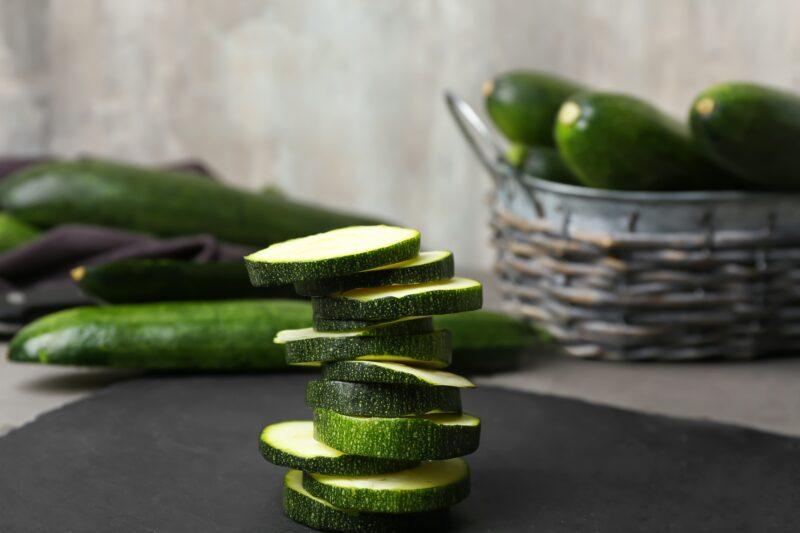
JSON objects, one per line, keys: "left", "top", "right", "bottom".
{"left": 446, "top": 92, "right": 800, "bottom": 361}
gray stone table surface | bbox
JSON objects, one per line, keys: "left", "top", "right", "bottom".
{"left": 2, "top": 272, "right": 800, "bottom": 438}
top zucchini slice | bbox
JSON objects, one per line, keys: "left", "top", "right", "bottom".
{"left": 293, "top": 250, "right": 454, "bottom": 297}
{"left": 302, "top": 458, "right": 470, "bottom": 514}
{"left": 245, "top": 225, "right": 420, "bottom": 286}
{"left": 312, "top": 277, "right": 483, "bottom": 321}
{"left": 259, "top": 420, "right": 416, "bottom": 475}
{"left": 322, "top": 361, "right": 475, "bottom": 388}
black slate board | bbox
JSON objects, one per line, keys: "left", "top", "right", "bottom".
{"left": 1, "top": 373, "right": 799, "bottom": 532}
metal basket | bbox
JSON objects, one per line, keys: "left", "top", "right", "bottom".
{"left": 446, "top": 92, "right": 800, "bottom": 361}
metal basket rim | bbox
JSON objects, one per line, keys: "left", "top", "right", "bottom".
{"left": 517, "top": 169, "right": 800, "bottom": 204}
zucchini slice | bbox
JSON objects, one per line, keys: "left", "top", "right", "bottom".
{"left": 312, "top": 277, "right": 483, "bottom": 321}
{"left": 245, "top": 225, "right": 420, "bottom": 286}
{"left": 314, "top": 409, "right": 481, "bottom": 461}
{"left": 294, "top": 250, "right": 454, "bottom": 297}
{"left": 284, "top": 470, "right": 438, "bottom": 532}
{"left": 274, "top": 317, "right": 434, "bottom": 344}
{"left": 306, "top": 380, "right": 461, "bottom": 417}
{"left": 302, "top": 458, "right": 470, "bottom": 514}
{"left": 322, "top": 361, "right": 475, "bottom": 388}
{"left": 284, "top": 330, "right": 452, "bottom": 368}
{"left": 259, "top": 421, "right": 416, "bottom": 475}
{"left": 312, "top": 315, "right": 426, "bottom": 333}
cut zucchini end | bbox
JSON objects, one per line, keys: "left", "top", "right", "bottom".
{"left": 261, "top": 420, "right": 343, "bottom": 460}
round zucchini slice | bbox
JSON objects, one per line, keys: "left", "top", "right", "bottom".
{"left": 311, "top": 277, "right": 483, "bottom": 321}
{"left": 306, "top": 380, "right": 462, "bottom": 417}
{"left": 284, "top": 330, "right": 452, "bottom": 368}
{"left": 274, "top": 317, "right": 434, "bottom": 344}
{"left": 294, "top": 250, "right": 454, "bottom": 297}
{"left": 284, "top": 470, "right": 443, "bottom": 531}
{"left": 260, "top": 421, "right": 415, "bottom": 475}
{"left": 245, "top": 225, "right": 420, "bottom": 286}
{"left": 313, "top": 410, "right": 481, "bottom": 461}
{"left": 312, "top": 315, "right": 430, "bottom": 333}
{"left": 322, "top": 361, "right": 475, "bottom": 388}
{"left": 302, "top": 458, "right": 470, "bottom": 514}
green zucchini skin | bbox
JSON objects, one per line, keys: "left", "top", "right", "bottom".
{"left": 284, "top": 330, "right": 452, "bottom": 367}
{"left": 305, "top": 380, "right": 461, "bottom": 417}
{"left": 9, "top": 304, "right": 530, "bottom": 372}
{"left": 283, "top": 470, "right": 440, "bottom": 532}
{"left": 302, "top": 459, "right": 470, "bottom": 514}
{"left": 245, "top": 227, "right": 420, "bottom": 286}
{"left": 311, "top": 281, "right": 483, "bottom": 321}
{"left": 555, "top": 91, "right": 742, "bottom": 191}
{"left": 321, "top": 361, "right": 474, "bottom": 388}
{"left": 0, "top": 212, "right": 39, "bottom": 253}
{"left": 484, "top": 70, "right": 584, "bottom": 146}
{"left": 73, "top": 259, "right": 297, "bottom": 303}
{"left": 689, "top": 82, "right": 800, "bottom": 188}
{"left": 435, "top": 310, "right": 536, "bottom": 373}
{"left": 0, "top": 160, "right": 382, "bottom": 246}
{"left": 313, "top": 409, "right": 481, "bottom": 461}
{"left": 8, "top": 300, "right": 311, "bottom": 369}
{"left": 307, "top": 316, "right": 434, "bottom": 335}
{"left": 293, "top": 251, "right": 454, "bottom": 297}
{"left": 259, "top": 422, "right": 416, "bottom": 476}
{"left": 507, "top": 144, "right": 580, "bottom": 185}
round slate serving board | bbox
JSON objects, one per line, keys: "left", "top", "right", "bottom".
{"left": 0, "top": 373, "right": 798, "bottom": 532}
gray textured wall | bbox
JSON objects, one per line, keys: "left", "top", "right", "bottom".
{"left": 1, "top": 0, "right": 798, "bottom": 267}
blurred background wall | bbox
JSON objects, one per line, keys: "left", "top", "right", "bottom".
{"left": 1, "top": 0, "right": 799, "bottom": 268}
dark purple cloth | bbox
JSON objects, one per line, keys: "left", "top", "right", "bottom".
{"left": 0, "top": 156, "right": 236, "bottom": 291}
{"left": 0, "top": 225, "right": 253, "bottom": 290}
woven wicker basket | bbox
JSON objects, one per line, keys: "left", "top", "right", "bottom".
{"left": 447, "top": 92, "right": 800, "bottom": 361}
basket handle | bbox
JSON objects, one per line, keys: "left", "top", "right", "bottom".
{"left": 444, "top": 91, "right": 506, "bottom": 184}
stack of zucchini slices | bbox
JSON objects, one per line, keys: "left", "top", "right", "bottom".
{"left": 245, "top": 225, "right": 483, "bottom": 532}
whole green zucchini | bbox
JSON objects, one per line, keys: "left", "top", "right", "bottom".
{"left": 8, "top": 300, "right": 312, "bottom": 370}
{"left": 72, "top": 259, "right": 297, "bottom": 303}
{"left": 689, "top": 82, "right": 800, "bottom": 189}
{"left": 8, "top": 303, "right": 536, "bottom": 373}
{"left": 483, "top": 70, "right": 584, "bottom": 146}
{"left": 0, "top": 160, "right": 383, "bottom": 246}
{"left": 555, "top": 91, "right": 742, "bottom": 191}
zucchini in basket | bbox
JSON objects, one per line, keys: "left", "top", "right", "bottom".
{"left": 690, "top": 82, "right": 800, "bottom": 189}
{"left": 483, "top": 70, "right": 584, "bottom": 147}
{"left": 0, "top": 160, "right": 383, "bottom": 246}
{"left": 555, "top": 91, "right": 744, "bottom": 191}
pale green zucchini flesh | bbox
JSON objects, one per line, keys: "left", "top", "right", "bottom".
{"left": 305, "top": 380, "right": 462, "bottom": 417}
{"left": 302, "top": 458, "right": 470, "bottom": 513}
{"left": 294, "top": 250, "right": 454, "bottom": 296}
{"left": 312, "top": 277, "right": 483, "bottom": 321}
{"left": 321, "top": 360, "right": 475, "bottom": 388}
{"left": 245, "top": 225, "right": 420, "bottom": 286}
{"left": 274, "top": 317, "right": 434, "bottom": 344}
{"left": 259, "top": 421, "right": 416, "bottom": 475}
